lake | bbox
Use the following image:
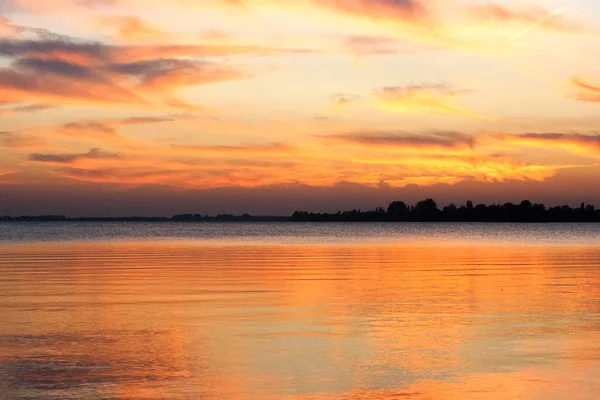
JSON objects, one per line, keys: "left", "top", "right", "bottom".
{"left": 1, "top": 223, "right": 600, "bottom": 399}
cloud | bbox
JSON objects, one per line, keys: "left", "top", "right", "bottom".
{"left": 53, "top": 166, "right": 191, "bottom": 185}
{"left": 0, "top": 16, "right": 24, "bottom": 38}
{"left": 99, "top": 15, "right": 171, "bottom": 42}
{"left": 0, "top": 64, "right": 147, "bottom": 106}
{"left": 343, "top": 35, "right": 434, "bottom": 56}
{"left": 14, "top": 0, "right": 430, "bottom": 21}
{"left": 170, "top": 142, "right": 295, "bottom": 157}
{"left": 57, "top": 115, "right": 182, "bottom": 145}
{"left": 0, "top": 56, "right": 239, "bottom": 109}
{"left": 0, "top": 2, "right": 597, "bottom": 195}
{"left": 373, "top": 83, "right": 476, "bottom": 116}
{"left": 468, "top": 3, "right": 582, "bottom": 37}
{"left": 28, "top": 148, "right": 119, "bottom": 164}
{"left": 14, "top": 57, "right": 105, "bottom": 79}
{"left": 323, "top": 130, "right": 475, "bottom": 150}
{"left": 24, "top": 138, "right": 578, "bottom": 190}
{"left": 9, "top": 0, "right": 115, "bottom": 13}
{"left": 6, "top": 0, "right": 593, "bottom": 57}
{"left": 318, "top": 0, "right": 429, "bottom": 23}
{"left": 488, "top": 132, "right": 600, "bottom": 159}
{"left": 331, "top": 93, "right": 360, "bottom": 112}
{"left": 0, "top": 24, "right": 279, "bottom": 109}
{"left": 98, "top": 15, "right": 246, "bottom": 47}
{"left": 17, "top": 125, "right": 584, "bottom": 190}
{"left": 0, "top": 132, "right": 53, "bottom": 150}
{"left": 570, "top": 77, "right": 600, "bottom": 103}
{"left": 0, "top": 103, "right": 52, "bottom": 116}
{"left": 109, "top": 58, "right": 245, "bottom": 92}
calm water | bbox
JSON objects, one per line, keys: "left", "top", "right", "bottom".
{"left": 1, "top": 223, "right": 600, "bottom": 399}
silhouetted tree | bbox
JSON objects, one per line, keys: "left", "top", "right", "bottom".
{"left": 290, "top": 198, "right": 600, "bottom": 222}
{"left": 387, "top": 201, "right": 409, "bottom": 221}
{"left": 414, "top": 198, "right": 440, "bottom": 221}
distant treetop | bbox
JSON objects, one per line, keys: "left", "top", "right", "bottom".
{"left": 291, "top": 199, "right": 600, "bottom": 222}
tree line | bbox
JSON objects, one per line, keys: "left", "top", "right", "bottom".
{"left": 3, "top": 199, "right": 600, "bottom": 222}
{"left": 291, "top": 199, "right": 600, "bottom": 222}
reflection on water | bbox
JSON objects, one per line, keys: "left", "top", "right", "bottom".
{"left": 1, "top": 241, "right": 600, "bottom": 399}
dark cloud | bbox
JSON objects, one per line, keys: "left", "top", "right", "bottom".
{"left": 0, "top": 38, "right": 108, "bottom": 60}
{"left": 29, "top": 148, "right": 119, "bottom": 164}
{"left": 108, "top": 59, "right": 174, "bottom": 76}
{"left": 106, "top": 58, "right": 238, "bottom": 89}
{"left": 322, "top": 130, "right": 475, "bottom": 149}
{"left": 14, "top": 57, "right": 102, "bottom": 80}
{"left": 0, "top": 67, "right": 145, "bottom": 105}
{"left": 521, "top": 133, "right": 600, "bottom": 141}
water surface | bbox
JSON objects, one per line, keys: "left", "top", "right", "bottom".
{"left": 1, "top": 224, "right": 599, "bottom": 399}
{"left": 1, "top": 221, "right": 600, "bottom": 245}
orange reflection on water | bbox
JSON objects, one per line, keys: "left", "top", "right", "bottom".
{"left": 1, "top": 241, "right": 600, "bottom": 399}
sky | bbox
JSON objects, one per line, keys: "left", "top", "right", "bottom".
{"left": 1, "top": 0, "right": 600, "bottom": 216}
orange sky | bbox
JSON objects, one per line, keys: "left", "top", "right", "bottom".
{"left": 1, "top": 0, "right": 600, "bottom": 215}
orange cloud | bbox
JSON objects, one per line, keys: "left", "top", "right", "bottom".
{"left": 0, "top": 16, "right": 23, "bottom": 37}
{"left": 54, "top": 166, "right": 191, "bottom": 185}
{"left": 55, "top": 115, "right": 186, "bottom": 146}
{"left": 0, "top": 23, "right": 279, "bottom": 110}
{"left": 0, "top": 132, "right": 55, "bottom": 150}
{"left": 24, "top": 133, "right": 575, "bottom": 190}
{"left": 318, "top": 0, "right": 429, "bottom": 22}
{"left": 343, "top": 35, "right": 435, "bottom": 57}
{"left": 100, "top": 16, "right": 171, "bottom": 42}
{"left": 99, "top": 15, "right": 246, "bottom": 48}
{"left": 170, "top": 142, "right": 295, "bottom": 157}
{"left": 0, "top": 103, "right": 52, "bottom": 116}
{"left": 487, "top": 132, "right": 600, "bottom": 159}
{"left": 469, "top": 3, "right": 581, "bottom": 33}
{"left": 38, "top": 155, "right": 569, "bottom": 189}
{"left": 570, "top": 77, "right": 600, "bottom": 103}
{"left": 373, "top": 83, "right": 476, "bottom": 116}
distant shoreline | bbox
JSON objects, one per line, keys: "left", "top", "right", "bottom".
{"left": 0, "top": 216, "right": 289, "bottom": 222}
{"left": 2, "top": 219, "right": 600, "bottom": 223}
{"left": 3, "top": 198, "right": 600, "bottom": 223}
